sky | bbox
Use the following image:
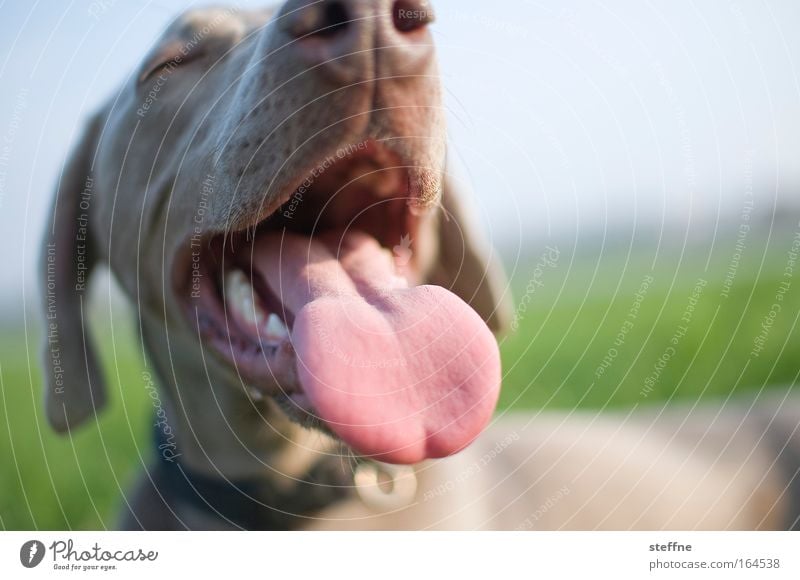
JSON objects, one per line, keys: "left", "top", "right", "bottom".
{"left": 0, "top": 0, "right": 799, "bottom": 304}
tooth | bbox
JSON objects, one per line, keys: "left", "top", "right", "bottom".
{"left": 264, "top": 313, "right": 289, "bottom": 341}
{"left": 225, "top": 270, "right": 266, "bottom": 327}
{"left": 247, "top": 387, "right": 265, "bottom": 402}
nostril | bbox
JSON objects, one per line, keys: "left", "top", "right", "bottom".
{"left": 393, "top": 0, "right": 435, "bottom": 33}
{"left": 315, "top": 2, "right": 350, "bottom": 37}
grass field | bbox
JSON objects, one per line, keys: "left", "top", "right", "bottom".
{"left": 1, "top": 226, "right": 798, "bottom": 529}
{"left": 499, "top": 226, "right": 800, "bottom": 410}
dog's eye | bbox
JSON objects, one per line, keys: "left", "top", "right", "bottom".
{"left": 138, "top": 45, "right": 204, "bottom": 84}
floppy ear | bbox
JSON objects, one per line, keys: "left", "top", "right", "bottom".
{"left": 40, "top": 115, "right": 107, "bottom": 433}
{"left": 427, "top": 171, "right": 513, "bottom": 335}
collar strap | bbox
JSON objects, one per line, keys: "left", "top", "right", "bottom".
{"left": 153, "top": 423, "right": 353, "bottom": 529}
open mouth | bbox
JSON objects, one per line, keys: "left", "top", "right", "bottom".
{"left": 177, "top": 141, "right": 501, "bottom": 464}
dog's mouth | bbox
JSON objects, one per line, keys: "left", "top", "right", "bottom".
{"left": 178, "top": 141, "right": 501, "bottom": 464}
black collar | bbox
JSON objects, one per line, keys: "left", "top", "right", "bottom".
{"left": 153, "top": 424, "right": 354, "bottom": 530}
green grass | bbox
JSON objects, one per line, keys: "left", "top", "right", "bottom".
{"left": 499, "top": 228, "right": 799, "bottom": 410}
{"left": 0, "top": 228, "right": 798, "bottom": 529}
{"left": 0, "top": 318, "right": 151, "bottom": 530}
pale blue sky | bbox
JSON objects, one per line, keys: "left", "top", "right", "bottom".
{"left": 1, "top": 0, "right": 799, "bottom": 304}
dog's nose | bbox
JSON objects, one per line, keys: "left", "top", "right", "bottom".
{"left": 277, "top": 0, "right": 435, "bottom": 84}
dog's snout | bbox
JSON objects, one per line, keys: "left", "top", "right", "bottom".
{"left": 278, "top": 0, "right": 435, "bottom": 84}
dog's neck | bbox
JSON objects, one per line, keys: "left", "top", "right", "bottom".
{"left": 139, "top": 308, "right": 378, "bottom": 529}
{"left": 151, "top": 413, "right": 355, "bottom": 530}
{"left": 163, "top": 387, "right": 341, "bottom": 482}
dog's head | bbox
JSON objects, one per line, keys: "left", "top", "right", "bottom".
{"left": 41, "top": 1, "right": 511, "bottom": 471}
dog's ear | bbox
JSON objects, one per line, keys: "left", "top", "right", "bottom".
{"left": 40, "top": 114, "right": 107, "bottom": 433}
{"left": 428, "top": 172, "right": 513, "bottom": 335}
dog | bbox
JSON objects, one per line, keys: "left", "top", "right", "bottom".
{"left": 40, "top": 1, "right": 800, "bottom": 530}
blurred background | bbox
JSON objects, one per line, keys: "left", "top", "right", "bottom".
{"left": 0, "top": 0, "right": 798, "bottom": 529}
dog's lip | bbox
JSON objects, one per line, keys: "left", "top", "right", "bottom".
{"left": 182, "top": 241, "right": 300, "bottom": 397}
{"left": 174, "top": 140, "right": 423, "bottom": 400}
{"left": 171, "top": 146, "right": 501, "bottom": 465}
{"left": 232, "top": 139, "right": 415, "bottom": 236}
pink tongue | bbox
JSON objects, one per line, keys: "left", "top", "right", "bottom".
{"left": 252, "top": 231, "right": 501, "bottom": 464}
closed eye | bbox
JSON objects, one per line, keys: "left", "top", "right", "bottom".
{"left": 138, "top": 45, "right": 205, "bottom": 84}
